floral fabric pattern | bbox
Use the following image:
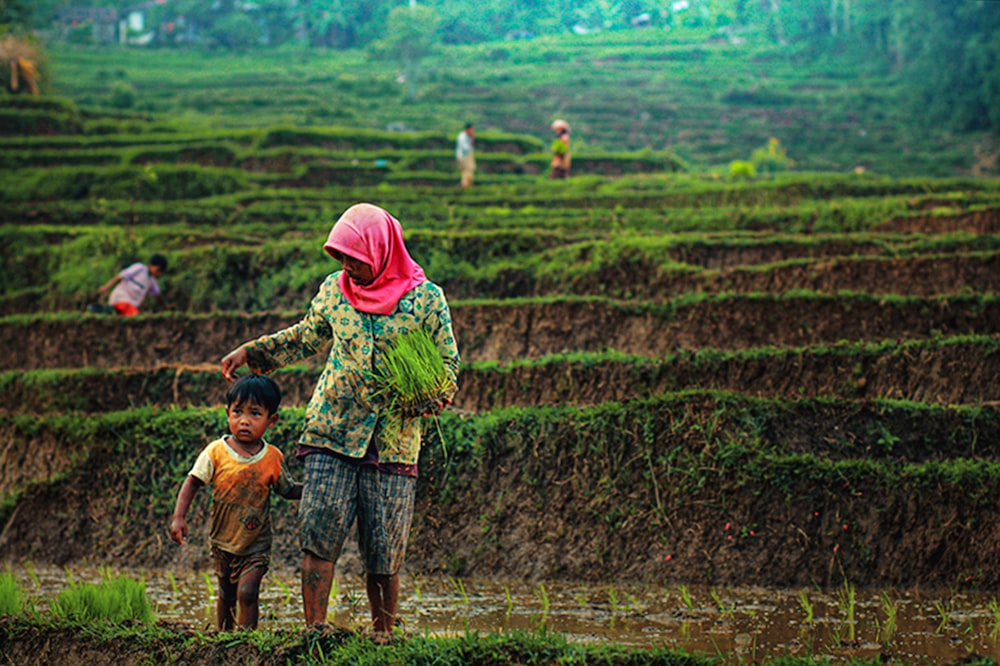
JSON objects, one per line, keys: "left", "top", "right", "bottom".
{"left": 244, "top": 272, "right": 459, "bottom": 464}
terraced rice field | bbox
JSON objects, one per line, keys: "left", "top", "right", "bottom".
{"left": 2, "top": 95, "right": 1000, "bottom": 607}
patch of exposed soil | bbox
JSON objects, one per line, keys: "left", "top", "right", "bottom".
{"left": 878, "top": 208, "right": 1000, "bottom": 234}
{"left": 2, "top": 338, "right": 997, "bottom": 415}
{"left": 3, "top": 296, "right": 998, "bottom": 371}
{"left": 2, "top": 392, "right": 998, "bottom": 590}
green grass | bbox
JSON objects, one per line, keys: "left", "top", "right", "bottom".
{"left": 0, "top": 568, "right": 23, "bottom": 616}
{"left": 0, "top": 617, "right": 950, "bottom": 665}
{"left": 49, "top": 569, "right": 155, "bottom": 625}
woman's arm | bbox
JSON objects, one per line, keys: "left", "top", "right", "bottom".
{"left": 221, "top": 275, "right": 338, "bottom": 380}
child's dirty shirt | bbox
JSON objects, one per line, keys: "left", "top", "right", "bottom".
{"left": 242, "top": 272, "right": 460, "bottom": 465}
{"left": 189, "top": 438, "right": 295, "bottom": 555}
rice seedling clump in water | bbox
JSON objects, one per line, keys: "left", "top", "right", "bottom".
{"left": 0, "top": 569, "right": 22, "bottom": 616}
{"left": 51, "top": 570, "right": 155, "bottom": 625}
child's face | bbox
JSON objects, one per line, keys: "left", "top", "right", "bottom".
{"left": 226, "top": 399, "right": 277, "bottom": 446}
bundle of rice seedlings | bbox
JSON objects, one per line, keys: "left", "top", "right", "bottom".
{"left": 375, "top": 328, "right": 452, "bottom": 418}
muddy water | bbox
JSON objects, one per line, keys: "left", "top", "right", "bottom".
{"left": 11, "top": 565, "right": 1000, "bottom": 664}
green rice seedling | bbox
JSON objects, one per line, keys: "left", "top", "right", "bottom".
{"left": 201, "top": 570, "right": 215, "bottom": 624}
{"left": 934, "top": 599, "right": 952, "bottom": 633}
{"left": 798, "top": 590, "right": 814, "bottom": 623}
{"left": 878, "top": 591, "right": 899, "bottom": 647}
{"left": 504, "top": 584, "right": 514, "bottom": 619}
{"left": 608, "top": 584, "right": 621, "bottom": 613}
{"left": 574, "top": 585, "right": 588, "bottom": 610}
{"left": 411, "top": 575, "right": 423, "bottom": 602}
{"left": 276, "top": 577, "right": 293, "bottom": 606}
{"left": 374, "top": 328, "right": 453, "bottom": 450}
{"left": 50, "top": 572, "right": 154, "bottom": 625}
{"left": 535, "top": 583, "right": 550, "bottom": 615}
{"left": 166, "top": 571, "right": 178, "bottom": 596}
{"left": 24, "top": 561, "right": 40, "bottom": 590}
{"left": 710, "top": 588, "right": 735, "bottom": 620}
{"left": 678, "top": 584, "right": 695, "bottom": 611}
{"left": 451, "top": 577, "right": 470, "bottom": 605}
{"left": 0, "top": 568, "right": 22, "bottom": 616}
{"left": 835, "top": 581, "right": 856, "bottom": 644}
{"left": 330, "top": 578, "right": 340, "bottom": 608}
{"left": 987, "top": 598, "right": 1000, "bottom": 640}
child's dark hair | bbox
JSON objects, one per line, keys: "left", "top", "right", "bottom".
{"left": 150, "top": 253, "right": 168, "bottom": 271}
{"left": 226, "top": 374, "right": 281, "bottom": 415}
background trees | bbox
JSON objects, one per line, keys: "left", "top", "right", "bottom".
{"left": 5, "top": 0, "right": 1000, "bottom": 134}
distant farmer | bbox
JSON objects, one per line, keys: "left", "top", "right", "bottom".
{"left": 91, "top": 253, "right": 167, "bottom": 316}
{"left": 219, "top": 202, "right": 460, "bottom": 636}
{"left": 169, "top": 374, "right": 302, "bottom": 630}
{"left": 455, "top": 122, "right": 476, "bottom": 188}
{"left": 550, "top": 119, "right": 571, "bottom": 179}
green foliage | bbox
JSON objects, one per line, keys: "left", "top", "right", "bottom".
{"left": 0, "top": 568, "right": 23, "bottom": 616}
{"left": 25, "top": 34, "right": 992, "bottom": 176}
{"left": 728, "top": 159, "right": 756, "bottom": 180}
{"left": 50, "top": 570, "right": 155, "bottom": 625}
{"left": 751, "top": 137, "right": 795, "bottom": 174}
{"left": 107, "top": 82, "right": 136, "bottom": 110}
{"left": 0, "top": 165, "right": 248, "bottom": 202}
{"left": 208, "top": 12, "right": 261, "bottom": 50}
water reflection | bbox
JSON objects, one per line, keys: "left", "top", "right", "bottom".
{"left": 9, "top": 564, "right": 1000, "bottom": 664}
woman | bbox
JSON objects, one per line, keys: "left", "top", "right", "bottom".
{"left": 550, "top": 119, "right": 571, "bottom": 179}
{"left": 220, "top": 202, "right": 460, "bottom": 634}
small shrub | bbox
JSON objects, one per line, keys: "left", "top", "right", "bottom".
{"left": 751, "top": 137, "right": 795, "bottom": 173}
{"left": 107, "top": 82, "right": 137, "bottom": 110}
{"left": 210, "top": 13, "right": 263, "bottom": 50}
{"left": 729, "top": 160, "right": 756, "bottom": 180}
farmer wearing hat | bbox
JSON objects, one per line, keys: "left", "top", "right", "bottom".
{"left": 550, "top": 119, "right": 571, "bottom": 179}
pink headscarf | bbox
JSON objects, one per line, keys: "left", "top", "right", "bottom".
{"left": 324, "top": 203, "right": 426, "bottom": 315}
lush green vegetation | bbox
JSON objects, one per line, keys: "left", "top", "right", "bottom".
{"left": 7, "top": 614, "right": 971, "bottom": 666}
{"left": 13, "top": 0, "right": 1000, "bottom": 143}
{"left": 0, "top": 569, "right": 22, "bottom": 616}
{"left": 1, "top": 17, "right": 998, "bottom": 663}
{"left": 49, "top": 570, "right": 155, "bottom": 625}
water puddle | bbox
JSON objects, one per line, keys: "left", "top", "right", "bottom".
{"left": 10, "top": 564, "right": 1000, "bottom": 664}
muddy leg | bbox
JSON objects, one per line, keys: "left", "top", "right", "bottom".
{"left": 302, "top": 551, "right": 335, "bottom": 626}
{"left": 236, "top": 567, "right": 265, "bottom": 629}
{"left": 366, "top": 572, "right": 399, "bottom": 633}
{"left": 217, "top": 575, "right": 237, "bottom": 631}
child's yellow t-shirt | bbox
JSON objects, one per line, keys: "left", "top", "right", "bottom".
{"left": 189, "top": 437, "right": 295, "bottom": 556}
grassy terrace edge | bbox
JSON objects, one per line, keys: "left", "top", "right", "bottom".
{"left": 3, "top": 394, "right": 1000, "bottom": 587}
{"left": 1, "top": 334, "right": 997, "bottom": 412}
{"left": 0, "top": 616, "right": 928, "bottom": 666}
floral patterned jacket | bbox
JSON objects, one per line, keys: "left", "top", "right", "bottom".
{"left": 244, "top": 272, "right": 460, "bottom": 464}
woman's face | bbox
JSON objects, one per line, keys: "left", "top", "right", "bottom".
{"left": 341, "top": 253, "right": 375, "bottom": 286}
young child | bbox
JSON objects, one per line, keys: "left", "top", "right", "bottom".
{"left": 169, "top": 374, "right": 302, "bottom": 630}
